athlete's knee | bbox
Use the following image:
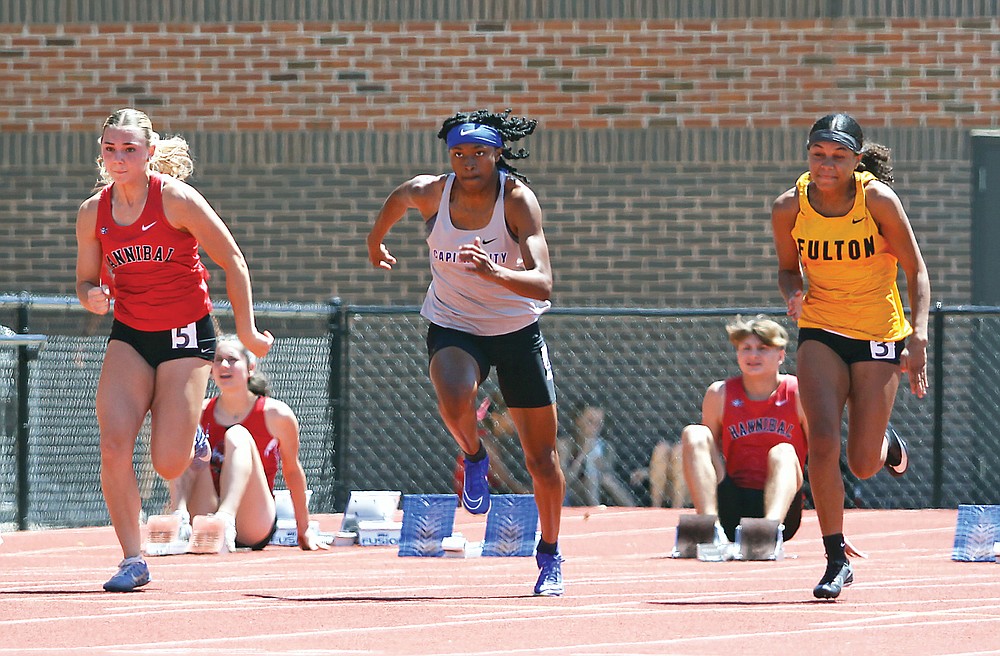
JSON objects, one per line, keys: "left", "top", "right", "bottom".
{"left": 223, "top": 424, "right": 254, "bottom": 448}
{"left": 153, "top": 457, "right": 190, "bottom": 481}
{"left": 680, "top": 424, "right": 713, "bottom": 452}
{"left": 767, "top": 443, "right": 798, "bottom": 469}
{"left": 524, "top": 446, "right": 562, "bottom": 482}
{"left": 846, "top": 452, "right": 882, "bottom": 480}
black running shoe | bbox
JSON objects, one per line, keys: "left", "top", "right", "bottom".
{"left": 813, "top": 559, "right": 854, "bottom": 599}
{"left": 884, "top": 423, "right": 908, "bottom": 478}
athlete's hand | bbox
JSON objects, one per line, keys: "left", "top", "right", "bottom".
{"left": 368, "top": 242, "right": 397, "bottom": 270}
{"left": 844, "top": 535, "right": 868, "bottom": 559}
{"left": 241, "top": 330, "right": 274, "bottom": 359}
{"left": 298, "top": 525, "right": 330, "bottom": 551}
{"left": 785, "top": 290, "right": 803, "bottom": 320}
{"left": 458, "top": 237, "right": 498, "bottom": 278}
{"left": 84, "top": 284, "right": 112, "bottom": 315}
{"left": 901, "top": 336, "right": 928, "bottom": 399}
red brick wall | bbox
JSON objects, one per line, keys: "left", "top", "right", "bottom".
{"left": 2, "top": 19, "right": 997, "bottom": 133}
{"left": 2, "top": 14, "right": 996, "bottom": 307}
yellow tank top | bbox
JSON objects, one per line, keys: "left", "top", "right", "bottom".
{"left": 791, "top": 171, "right": 911, "bottom": 342}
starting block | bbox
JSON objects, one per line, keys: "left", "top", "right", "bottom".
{"left": 143, "top": 514, "right": 190, "bottom": 557}
{"left": 671, "top": 514, "right": 720, "bottom": 559}
{"left": 482, "top": 495, "right": 539, "bottom": 557}
{"left": 951, "top": 504, "right": 1000, "bottom": 562}
{"left": 188, "top": 514, "right": 231, "bottom": 554}
{"left": 397, "top": 494, "right": 457, "bottom": 557}
{"left": 735, "top": 518, "right": 784, "bottom": 561}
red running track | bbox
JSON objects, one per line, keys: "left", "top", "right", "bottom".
{"left": 1, "top": 507, "right": 997, "bottom": 655}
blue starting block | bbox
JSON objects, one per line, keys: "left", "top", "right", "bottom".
{"left": 398, "top": 494, "right": 457, "bottom": 557}
{"left": 951, "top": 504, "right": 1000, "bottom": 562}
{"left": 482, "top": 494, "right": 539, "bottom": 557}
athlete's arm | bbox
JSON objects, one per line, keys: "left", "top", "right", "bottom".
{"left": 367, "top": 174, "right": 445, "bottom": 270}
{"left": 265, "top": 399, "right": 327, "bottom": 550}
{"left": 75, "top": 194, "right": 112, "bottom": 315}
{"left": 458, "top": 179, "right": 553, "bottom": 301}
{"left": 700, "top": 380, "right": 726, "bottom": 449}
{"left": 771, "top": 188, "right": 805, "bottom": 320}
{"left": 866, "top": 181, "right": 931, "bottom": 398}
{"left": 161, "top": 179, "right": 273, "bottom": 359}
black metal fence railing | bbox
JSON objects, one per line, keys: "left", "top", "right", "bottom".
{"left": 2, "top": 293, "right": 999, "bottom": 530}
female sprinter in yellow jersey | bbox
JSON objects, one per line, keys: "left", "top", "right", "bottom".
{"left": 771, "top": 113, "right": 930, "bottom": 600}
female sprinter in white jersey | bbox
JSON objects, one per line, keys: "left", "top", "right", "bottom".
{"left": 367, "top": 110, "right": 565, "bottom": 596}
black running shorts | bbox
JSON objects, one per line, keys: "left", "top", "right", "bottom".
{"left": 109, "top": 313, "right": 216, "bottom": 368}
{"left": 426, "top": 321, "right": 556, "bottom": 409}
{"left": 717, "top": 475, "right": 803, "bottom": 543}
{"left": 798, "top": 327, "right": 904, "bottom": 366}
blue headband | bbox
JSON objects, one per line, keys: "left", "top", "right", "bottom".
{"left": 807, "top": 129, "right": 862, "bottom": 154}
{"left": 446, "top": 123, "right": 504, "bottom": 149}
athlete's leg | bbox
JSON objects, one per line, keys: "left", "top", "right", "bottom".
{"left": 217, "top": 424, "right": 277, "bottom": 546}
{"left": 647, "top": 441, "right": 669, "bottom": 507}
{"left": 176, "top": 465, "right": 218, "bottom": 517}
{"left": 762, "top": 442, "right": 804, "bottom": 521}
{"left": 509, "top": 404, "right": 563, "bottom": 543}
{"left": 680, "top": 424, "right": 724, "bottom": 516}
{"left": 845, "top": 361, "right": 902, "bottom": 479}
{"left": 428, "top": 347, "right": 482, "bottom": 455}
{"left": 96, "top": 340, "right": 155, "bottom": 560}
{"left": 148, "top": 358, "right": 211, "bottom": 481}
{"left": 796, "top": 339, "right": 850, "bottom": 537}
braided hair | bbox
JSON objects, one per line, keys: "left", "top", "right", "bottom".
{"left": 437, "top": 109, "right": 538, "bottom": 184}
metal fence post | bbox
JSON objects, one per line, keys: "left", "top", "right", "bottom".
{"left": 931, "top": 301, "right": 945, "bottom": 508}
{"left": 16, "top": 293, "right": 30, "bottom": 530}
{"left": 327, "top": 297, "right": 351, "bottom": 512}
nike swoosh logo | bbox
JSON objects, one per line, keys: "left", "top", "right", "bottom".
{"left": 482, "top": 238, "right": 497, "bottom": 245}
{"left": 463, "top": 489, "right": 486, "bottom": 511}
{"left": 460, "top": 127, "right": 477, "bottom": 136}
{"left": 851, "top": 218, "right": 865, "bottom": 224}
{"left": 775, "top": 400, "right": 787, "bottom": 406}
{"left": 141, "top": 222, "right": 157, "bottom": 231}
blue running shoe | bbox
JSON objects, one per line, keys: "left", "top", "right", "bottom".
{"left": 534, "top": 552, "right": 564, "bottom": 596}
{"left": 461, "top": 453, "right": 491, "bottom": 515}
{"left": 192, "top": 425, "right": 211, "bottom": 470}
{"left": 103, "top": 557, "right": 150, "bottom": 592}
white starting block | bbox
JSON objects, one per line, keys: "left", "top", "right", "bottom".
{"left": 144, "top": 513, "right": 190, "bottom": 557}
{"left": 330, "top": 490, "right": 402, "bottom": 547}
{"left": 671, "top": 514, "right": 721, "bottom": 559}
{"left": 442, "top": 533, "right": 484, "bottom": 558}
{"left": 951, "top": 504, "right": 1000, "bottom": 562}
{"left": 398, "top": 494, "right": 458, "bottom": 557}
{"left": 269, "top": 489, "right": 316, "bottom": 547}
{"left": 188, "top": 514, "right": 231, "bottom": 554}
{"left": 734, "top": 518, "right": 784, "bottom": 561}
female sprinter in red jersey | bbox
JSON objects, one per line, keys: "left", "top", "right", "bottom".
{"left": 75, "top": 108, "right": 273, "bottom": 591}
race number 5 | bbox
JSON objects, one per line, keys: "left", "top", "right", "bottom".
{"left": 870, "top": 340, "right": 896, "bottom": 360}
{"left": 172, "top": 321, "right": 197, "bottom": 349}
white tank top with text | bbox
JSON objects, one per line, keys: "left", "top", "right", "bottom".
{"left": 420, "top": 172, "right": 551, "bottom": 336}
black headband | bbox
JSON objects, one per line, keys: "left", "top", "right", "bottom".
{"left": 807, "top": 128, "right": 862, "bottom": 154}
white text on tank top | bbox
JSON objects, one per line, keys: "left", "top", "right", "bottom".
{"left": 420, "top": 172, "right": 551, "bottom": 336}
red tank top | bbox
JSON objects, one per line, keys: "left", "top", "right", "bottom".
{"left": 95, "top": 172, "right": 212, "bottom": 331}
{"left": 720, "top": 375, "right": 807, "bottom": 490}
{"left": 201, "top": 395, "right": 281, "bottom": 493}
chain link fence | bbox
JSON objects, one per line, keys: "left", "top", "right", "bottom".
{"left": 2, "top": 294, "right": 998, "bottom": 530}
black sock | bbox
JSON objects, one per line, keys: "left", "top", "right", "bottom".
{"left": 536, "top": 539, "right": 558, "bottom": 555}
{"left": 822, "top": 533, "right": 847, "bottom": 562}
{"left": 464, "top": 443, "right": 487, "bottom": 462}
